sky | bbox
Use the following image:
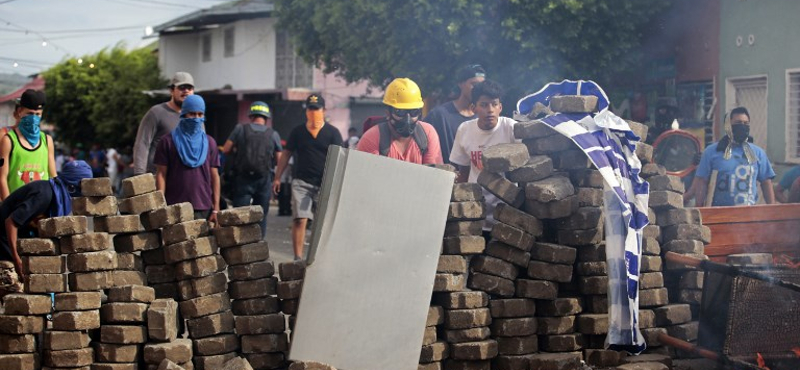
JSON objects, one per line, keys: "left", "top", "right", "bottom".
{"left": 0, "top": 0, "right": 232, "bottom": 76}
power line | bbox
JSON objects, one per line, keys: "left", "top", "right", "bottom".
{"left": 106, "top": 0, "right": 201, "bottom": 10}
{"left": 0, "top": 56, "right": 54, "bottom": 66}
{"left": 0, "top": 25, "right": 145, "bottom": 34}
{"left": 0, "top": 0, "right": 20, "bottom": 5}
{"left": 0, "top": 29, "right": 141, "bottom": 44}
{"left": 0, "top": 16, "right": 73, "bottom": 55}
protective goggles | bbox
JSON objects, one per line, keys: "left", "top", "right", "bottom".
{"left": 391, "top": 108, "right": 422, "bottom": 118}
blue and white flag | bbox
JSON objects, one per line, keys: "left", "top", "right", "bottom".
{"left": 517, "top": 80, "right": 650, "bottom": 354}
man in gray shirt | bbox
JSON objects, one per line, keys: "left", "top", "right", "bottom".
{"left": 133, "top": 72, "right": 195, "bottom": 175}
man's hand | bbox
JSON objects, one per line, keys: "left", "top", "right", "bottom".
{"left": 208, "top": 212, "right": 219, "bottom": 229}
{"left": 272, "top": 179, "right": 281, "bottom": 197}
{"left": 13, "top": 255, "right": 25, "bottom": 281}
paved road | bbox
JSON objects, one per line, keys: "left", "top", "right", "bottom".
{"left": 263, "top": 202, "right": 302, "bottom": 265}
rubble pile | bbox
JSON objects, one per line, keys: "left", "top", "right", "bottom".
{"left": 420, "top": 96, "right": 709, "bottom": 370}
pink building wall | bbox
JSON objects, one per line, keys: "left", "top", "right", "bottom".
{"left": 313, "top": 69, "right": 382, "bottom": 138}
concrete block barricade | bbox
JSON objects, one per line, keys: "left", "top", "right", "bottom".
{"left": 0, "top": 114, "right": 720, "bottom": 368}
{"left": 121, "top": 173, "right": 157, "bottom": 198}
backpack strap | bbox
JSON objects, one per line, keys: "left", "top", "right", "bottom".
{"left": 412, "top": 123, "right": 428, "bottom": 155}
{"left": 378, "top": 121, "right": 392, "bottom": 157}
{"left": 378, "top": 121, "right": 428, "bottom": 156}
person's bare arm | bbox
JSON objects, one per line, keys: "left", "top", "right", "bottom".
{"left": 5, "top": 217, "right": 23, "bottom": 280}
{"left": 775, "top": 183, "right": 788, "bottom": 203}
{"left": 761, "top": 179, "right": 776, "bottom": 204}
{"left": 694, "top": 177, "right": 709, "bottom": 207}
{"left": 0, "top": 136, "right": 12, "bottom": 200}
{"left": 155, "top": 165, "right": 167, "bottom": 193}
{"left": 455, "top": 165, "right": 470, "bottom": 183}
{"left": 46, "top": 135, "right": 57, "bottom": 177}
{"left": 272, "top": 149, "right": 292, "bottom": 195}
{"left": 222, "top": 140, "right": 235, "bottom": 155}
{"left": 209, "top": 167, "right": 221, "bottom": 227}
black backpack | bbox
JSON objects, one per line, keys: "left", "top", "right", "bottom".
{"left": 236, "top": 124, "right": 275, "bottom": 178}
{"left": 377, "top": 120, "right": 428, "bottom": 156}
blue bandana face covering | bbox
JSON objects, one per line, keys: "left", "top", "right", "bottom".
{"left": 19, "top": 115, "right": 41, "bottom": 146}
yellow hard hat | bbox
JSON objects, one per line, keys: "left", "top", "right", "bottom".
{"left": 383, "top": 78, "right": 424, "bottom": 110}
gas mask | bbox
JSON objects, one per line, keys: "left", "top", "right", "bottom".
{"left": 390, "top": 108, "right": 421, "bottom": 137}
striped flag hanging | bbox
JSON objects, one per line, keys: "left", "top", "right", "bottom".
{"left": 516, "top": 80, "right": 650, "bottom": 354}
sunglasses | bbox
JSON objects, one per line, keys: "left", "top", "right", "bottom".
{"left": 175, "top": 84, "right": 194, "bottom": 91}
{"left": 391, "top": 108, "right": 421, "bottom": 118}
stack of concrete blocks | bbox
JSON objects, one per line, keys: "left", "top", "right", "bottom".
{"left": 27, "top": 216, "right": 103, "bottom": 370}
{"left": 144, "top": 296, "right": 193, "bottom": 370}
{"left": 85, "top": 177, "right": 149, "bottom": 290}
{"left": 216, "top": 206, "right": 286, "bottom": 370}
{"left": 439, "top": 95, "right": 676, "bottom": 369}
{"left": 0, "top": 293, "right": 49, "bottom": 370}
{"left": 49, "top": 290, "right": 102, "bottom": 369}
{"left": 422, "top": 182, "right": 489, "bottom": 370}
{"left": 277, "top": 260, "right": 305, "bottom": 334}
{"left": 641, "top": 165, "right": 708, "bottom": 359}
{"left": 139, "top": 200, "right": 194, "bottom": 301}
{"left": 161, "top": 216, "right": 228, "bottom": 370}
{"left": 92, "top": 286, "right": 147, "bottom": 369}
{"left": 1, "top": 237, "right": 60, "bottom": 369}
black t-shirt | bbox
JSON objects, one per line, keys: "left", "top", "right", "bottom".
{"left": 286, "top": 124, "right": 343, "bottom": 186}
{"left": 424, "top": 101, "right": 476, "bottom": 164}
{"left": 0, "top": 181, "right": 54, "bottom": 261}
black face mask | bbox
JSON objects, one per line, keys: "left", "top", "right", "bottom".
{"left": 391, "top": 115, "right": 416, "bottom": 137}
{"left": 731, "top": 123, "right": 750, "bottom": 143}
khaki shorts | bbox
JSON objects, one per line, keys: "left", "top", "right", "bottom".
{"left": 291, "top": 178, "right": 320, "bottom": 220}
{"left": 0, "top": 260, "right": 22, "bottom": 293}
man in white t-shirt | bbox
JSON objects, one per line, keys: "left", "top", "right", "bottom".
{"left": 450, "top": 80, "right": 518, "bottom": 232}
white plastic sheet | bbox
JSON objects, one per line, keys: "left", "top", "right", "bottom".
{"left": 290, "top": 147, "right": 455, "bottom": 370}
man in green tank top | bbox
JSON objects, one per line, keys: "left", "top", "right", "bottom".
{"left": 0, "top": 89, "right": 57, "bottom": 200}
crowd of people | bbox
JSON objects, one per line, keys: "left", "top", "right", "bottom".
{"left": 0, "top": 64, "right": 794, "bottom": 294}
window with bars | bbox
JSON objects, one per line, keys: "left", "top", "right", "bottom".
{"left": 786, "top": 70, "right": 800, "bottom": 161}
{"left": 201, "top": 33, "right": 212, "bottom": 62}
{"left": 275, "top": 30, "right": 313, "bottom": 89}
{"left": 224, "top": 27, "right": 235, "bottom": 58}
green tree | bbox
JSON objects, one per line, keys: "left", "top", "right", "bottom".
{"left": 43, "top": 45, "right": 165, "bottom": 148}
{"left": 275, "top": 0, "right": 670, "bottom": 103}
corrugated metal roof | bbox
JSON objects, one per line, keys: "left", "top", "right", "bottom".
{"left": 152, "top": 0, "right": 274, "bottom": 35}
{"left": 0, "top": 75, "right": 45, "bottom": 104}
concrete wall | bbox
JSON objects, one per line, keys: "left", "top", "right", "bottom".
{"left": 159, "top": 18, "right": 276, "bottom": 91}
{"left": 720, "top": 0, "right": 800, "bottom": 168}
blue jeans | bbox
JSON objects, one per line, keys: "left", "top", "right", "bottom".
{"left": 230, "top": 175, "right": 272, "bottom": 238}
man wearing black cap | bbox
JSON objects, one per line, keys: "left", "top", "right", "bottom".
{"left": 222, "top": 101, "right": 283, "bottom": 238}
{"left": 425, "top": 64, "right": 486, "bottom": 163}
{"left": 272, "top": 94, "right": 343, "bottom": 260}
{"left": 0, "top": 89, "right": 57, "bottom": 200}
{"left": 133, "top": 71, "right": 195, "bottom": 175}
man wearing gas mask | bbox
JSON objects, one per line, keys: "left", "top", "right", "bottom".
{"left": 0, "top": 160, "right": 92, "bottom": 297}
{"left": 357, "top": 78, "right": 443, "bottom": 164}
{"left": 272, "top": 94, "right": 343, "bottom": 261}
{"left": 693, "top": 107, "right": 775, "bottom": 206}
{"left": 0, "top": 89, "right": 58, "bottom": 200}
